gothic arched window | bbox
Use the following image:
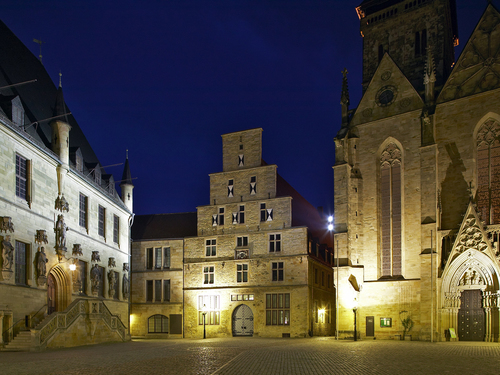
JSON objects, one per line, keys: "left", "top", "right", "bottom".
{"left": 476, "top": 120, "right": 500, "bottom": 224}
{"left": 380, "top": 143, "right": 402, "bottom": 277}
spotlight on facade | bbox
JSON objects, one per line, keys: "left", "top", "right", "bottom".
{"left": 69, "top": 262, "right": 76, "bottom": 271}
{"left": 327, "top": 215, "right": 333, "bottom": 231}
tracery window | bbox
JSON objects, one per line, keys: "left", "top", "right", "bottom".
{"left": 380, "top": 142, "right": 402, "bottom": 277}
{"left": 477, "top": 120, "right": 500, "bottom": 224}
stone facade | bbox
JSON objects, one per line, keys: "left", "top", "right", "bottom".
{"left": 0, "top": 20, "right": 132, "bottom": 349}
{"left": 183, "top": 128, "right": 334, "bottom": 338}
{"left": 334, "top": 2, "right": 500, "bottom": 341}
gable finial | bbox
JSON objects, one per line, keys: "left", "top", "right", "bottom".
{"left": 341, "top": 68, "right": 350, "bottom": 125}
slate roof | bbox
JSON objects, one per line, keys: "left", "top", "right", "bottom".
{"left": 0, "top": 19, "right": 99, "bottom": 165}
{"left": 132, "top": 212, "right": 198, "bottom": 241}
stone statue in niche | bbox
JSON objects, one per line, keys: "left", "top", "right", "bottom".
{"left": 0, "top": 217, "right": 15, "bottom": 233}
{"left": 108, "top": 270, "right": 116, "bottom": 297}
{"left": 36, "top": 247, "right": 48, "bottom": 277}
{"left": 2, "top": 235, "right": 14, "bottom": 271}
{"left": 123, "top": 273, "right": 129, "bottom": 299}
{"left": 90, "top": 264, "right": 101, "bottom": 295}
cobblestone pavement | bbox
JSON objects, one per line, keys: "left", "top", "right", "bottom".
{"left": 1, "top": 338, "right": 500, "bottom": 375}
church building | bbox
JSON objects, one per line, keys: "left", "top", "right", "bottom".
{"left": 333, "top": 0, "right": 500, "bottom": 341}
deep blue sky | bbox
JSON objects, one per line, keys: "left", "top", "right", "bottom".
{"left": 1, "top": 0, "right": 484, "bottom": 215}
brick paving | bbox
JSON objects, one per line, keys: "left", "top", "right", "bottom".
{"left": 1, "top": 338, "right": 500, "bottom": 375}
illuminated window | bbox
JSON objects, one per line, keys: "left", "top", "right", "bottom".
{"left": 203, "top": 266, "right": 214, "bottom": 284}
{"left": 380, "top": 142, "right": 402, "bottom": 277}
{"left": 148, "top": 314, "right": 169, "bottom": 333}
{"left": 272, "top": 262, "right": 284, "bottom": 281}
{"left": 237, "top": 264, "right": 248, "bottom": 282}
{"left": 269, "top": 234, "right": 281, "bottom": 252}
{"left": 266, "top": 293, "right": 290, "bottom": 325}
{"left": 205, "top": 239, "right": 216, "bottom": 257}
{"left": 198, "top": 295, "right": 220, "bottom": 325}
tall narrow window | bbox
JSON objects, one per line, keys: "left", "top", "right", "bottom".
{"left": 380, "top": 142, "right": 402, "bottom": 277}
{"left": 477, "top": 120, "right": 500, "bottom": 224}
{"left": 15, "top": 241, "right": 28, "bottom": 285}
{"left": 155, "top": 280, "right": 162, "bottom": 302}
{"left": 147, "top": 248, "right": 154, "bottom": 269}
{"left": 155, "top": 247, "right": 162, "bottom": 269}
{"left": 237, "top": 264, "right": 248, "bottom": 282}
{"left": 163, "top": 280, "right": 171, "bottom": 302}
{"left": 146, "top": 280, "right": 153, "bottom": 302}
{"left": 79, "top": 193, "right": 88, "bottom": 228}
{"left": 238, "top": 205, "right": 245, "bottom": 224}
{"left": 269, "top": 234, "right": 281, "bottom": 252}
{"left": 113, "top": 215, "right": 119, "bottom": 244}
{"left": 15, "top": 154, "right": 29, "bottom": 201}
{"left": 218, "top": 207, "right": 225, "bottom": 226}
{"left": 98, "top": 205, "right": 105, "bottom": 237}
{"left": 163, "top": 247, "right": 171, "bottom": 269}
{"left": 272, "top": 262, "right": 284, "bottom": 281}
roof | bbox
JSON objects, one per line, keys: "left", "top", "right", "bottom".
{"left": 132, "top": 212, "right": 198, "bottom": 241}
{"left": 0, "top": 19, "right": 100, "bottom": 165}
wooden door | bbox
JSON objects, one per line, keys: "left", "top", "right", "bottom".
{"left": 458, "top": 290, "right": 485, "bottom": 341}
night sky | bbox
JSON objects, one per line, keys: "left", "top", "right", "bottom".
{"left": 1, "top": 0, "right": 483, "bottom": 216}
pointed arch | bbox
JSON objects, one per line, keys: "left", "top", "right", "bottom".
{"left": 377, "top": 138, "right": 404, "bottom": 277}
{"left": 474, "top": 112, "right": 500, "bottom": 225}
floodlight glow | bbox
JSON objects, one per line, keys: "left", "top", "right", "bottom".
{"left": 328, "top": 215, "right": 333, "bottom": 223}
{"left": 328, "top": 224, "right": 334, "bottom": 231}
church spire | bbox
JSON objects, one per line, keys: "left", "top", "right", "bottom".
{"left": 340, "top": 68, "right": 350, "bottom": 125}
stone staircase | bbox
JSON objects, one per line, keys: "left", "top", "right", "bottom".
{"left": 2, "top": 330, "right": 33, "bottom": 351}
{"left": 1, "top": 299, "right": 128, "bottom": 351}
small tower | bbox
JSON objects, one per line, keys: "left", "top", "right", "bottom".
{"left": 120, "top": 150, "right": 134, "bottom": 212}
{"left": 50, "top": 72, "right": 71, "bottom": 198}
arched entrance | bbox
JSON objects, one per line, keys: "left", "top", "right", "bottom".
{"left": 47, "top": 265, "right": 71, "bottom": 314}
{"left": 232, "top": 304, "right": 253, "bottom": 336}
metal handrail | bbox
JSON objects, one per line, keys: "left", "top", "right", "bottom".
{"left": 1, "top": 303, "right": 48, "bottom": 342}
{"left": 29, "top": 304, "right": 48, "bottom": 328}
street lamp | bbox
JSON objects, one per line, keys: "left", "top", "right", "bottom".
{"left": 327, "top": 215, "right": 338, "bottom": 340}
{"left": 202, "top": 304, "right": 208, "bottom": 339}
{"left": 353, "top": 299, "right": 358, "bottom": 342}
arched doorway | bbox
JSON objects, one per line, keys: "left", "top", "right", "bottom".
{"left": 458, "top": 289, "right": 485, "bottom": 341}
{"left": 232, "top": 305, "right": 253, "bottom": 336}
{"left": 47, "top": 265, "right": 71, "bottom": 314}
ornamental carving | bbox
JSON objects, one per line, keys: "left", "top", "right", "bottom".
{"left": 35, "top": 230, "right": 48, "bottom": 245}
{"left": 1, "top": 235, "right": 14, "bottom": 271}
{"left": 380, "top": 143, "right": 401, "bottom": 166}
{"left": 459, "top": 268, "right": 485, "bottom": 286}
{"left": 123, "top": 273, "right": 129, "bottom": 299}
{"left": 54, "top": 194, "right": 69, "bottom": 212}
{"left": 72, "top": 244, "right": 83, "bottom": 257}
{"left": 108, "top": 270, "right": 116, "bottom": 297}
{"left": 0, "top": 217, "right": 14, "bottom": 233}
{"left": 91, "top": 251, "right": 101, "bottom": 263}
{"left": 108, "top": 257, "right": 116, "bottom": 268}
{"left": 444, "top": 292, "right": 461, "bottom": 308}
{"left": 476, "top": 120, "right": 500, "bottom": 147}
{"left": 456, "top": 218, "right": 488, "bottom": 253}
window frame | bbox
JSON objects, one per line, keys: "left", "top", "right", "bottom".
{"left": 15, "top": 153, "right": 30, "bottom": 205}
{"left": 198, "top": 295, "right": 220, "bottom": 325}
{"left": 79, "top": 193, "right": 88, "bottom": 229}
{"left": 271, "top": 261, "right": 284, "bottom": 282}
{"left": 98, "top": 205, "right": 106, "bottom": 238}
{"left": 205, "top": 239, "right": 216, "bottom": 257}
{"left": 269, "top": 233, "right": 281, "bottom": 253}
{"left": 266, "top": 293, "right": 290, "bottom": 326}
{"left": 236, "top": 236, "right": 248, "bottom": 247}
{"left": 237, "top": 263, "right": 248, "bottom": 283}
{"left": 113, "top": 214, "right": 119, "bottom": 244}
{"left": 148, "top": 314, "right": 169, "bottom": 333}
{"left": 203, "top": 265, "right": 215, "bottom": 285}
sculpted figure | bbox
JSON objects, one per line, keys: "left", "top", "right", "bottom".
{"left": 123, "top": 273, "right": 129, "bottom": 299}
{"left": 91, "top": 264, "right": 101, "bottom": 292}
{"left": 55, "top": 215, "right": 69, "bottom": 250}
{"left": 2, "top": 235, "right": 14, "bottom": 271}
{"left": 108, "top": 270, "right": 116, "bottom": 296}
{"left": 37, "top": 247, "right": 48, "bottom": 277}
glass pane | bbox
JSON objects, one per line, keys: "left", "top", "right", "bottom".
{"left": 285, "top": 294, "right": 290, "bottom": 308}
{"left": 279, "top": 310, "right": 284, "bottom": 325}
{"left": 272, "top": 310, "right": 277, "bottom": 325}
{"left": 237, "top": 272, "right": 242, "bottom": 282}
{"left": 266, "top": 294, "right": 271, "bottom": 308}
{"left": 272, "top": 294, "right": 277, "bottom": 308}
{"left": 278, "top": 294, "right": 283, "bottom": 308}
{"left": 284, "top": 310, "right": 290, "bottom": 325}
{"left": 163, "top": 247, "right": 170, "bottom": 268}
{"left": 155, "top": 280, "right": 161, "bottom": 302}
{"left": 243, "top": 272, "right": 247, "bottom": 282}
{"left": 266, "top": 311, "right": 271, "bottom": 325}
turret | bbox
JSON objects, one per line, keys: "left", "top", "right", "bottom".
{"left": 50, "top": 73, "right": 71, "bottom": 198}
{"left": 120, "top": 150, "right": 134, "bottom": 212}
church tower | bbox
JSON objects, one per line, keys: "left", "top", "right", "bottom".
{"left": 356, "top": 0, "right": 458, "bottom": 93}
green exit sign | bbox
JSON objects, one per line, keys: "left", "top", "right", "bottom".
{"left": 380, "top": 318, "right": 392, "bottom": 327}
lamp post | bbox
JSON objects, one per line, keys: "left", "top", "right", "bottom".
{"left": 353, "top": 299, "right": 358, "bottom": 342}
{"left": 202, "top": 304, "right": 207, "bottom": 339}
{"left": 328, "top": 215, "right": 338, "bottom": 340}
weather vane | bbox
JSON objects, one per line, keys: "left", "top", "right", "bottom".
{"left": 33, "top": 38, "right": 44, "bottom": 65}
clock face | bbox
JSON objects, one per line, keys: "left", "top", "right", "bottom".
{"left": 376, "top": 85, "right": 397, "bottom": 107}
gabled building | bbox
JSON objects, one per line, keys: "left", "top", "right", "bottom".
{"left": 0, "top": 20, "right": 133, "bottom": 350}
{"left": 183, "top": 128, "right": 334, "bottom": 338}
{"left": 334, "top": 1, "right": 500, "bottom": 341}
